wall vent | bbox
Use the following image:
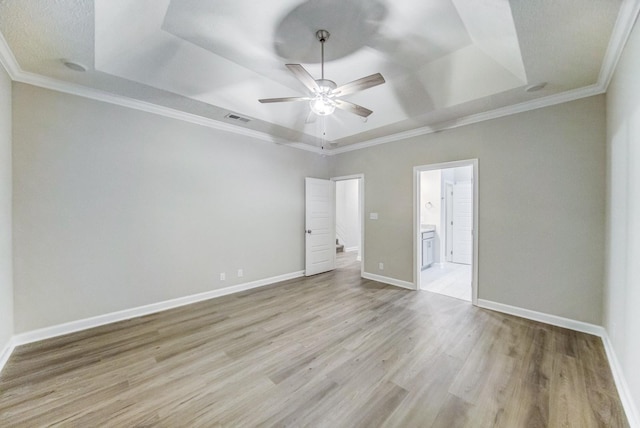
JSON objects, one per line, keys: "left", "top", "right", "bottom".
{"left": 225, "top": 113, "right": 251, "bottom": 123}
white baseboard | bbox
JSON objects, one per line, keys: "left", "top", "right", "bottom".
{"left": 11, "top": 270, "right": 304, "bottom": 347}
{"left": 601, "top": 332, "right": 640, "bottom": 427}
{"left": 362, "top": 272, "right": 415, "bottom": 290}
{"left": 478, "top": 298, "right": 639, "bottom": 427}
{"left": 0, "top": 337, "right": 16, "bottom": 375}
{"left": 476, "top": 299, "right": 605, "bottom": 336}
{"left": 345, "top": 246, "right": 359, "bottom": 253}
{"left": 3, "top": 281, "right": 638, "bottom": 426}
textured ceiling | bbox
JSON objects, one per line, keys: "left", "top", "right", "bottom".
{"left": 0, "top": 0, "right": 625, "bottom": 150}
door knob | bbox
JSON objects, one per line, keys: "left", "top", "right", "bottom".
{"left": 306, "top": 229, "right": 312, "bottom": 234}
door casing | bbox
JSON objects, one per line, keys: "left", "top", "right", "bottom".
{"left": 414, "top": 160, "right": 479, "bottom": 304}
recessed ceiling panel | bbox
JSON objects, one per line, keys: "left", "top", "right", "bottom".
{"left": 368, "top": 0, "right": 473, "bottom": 70}
{"left": 94, "top": 0, "right": 309, "bottom": 130}
{"left": 162, "top": 0, "right": 299, "bottom": 79}
{"left": 451, "top": 0, "right": 527, "bottom": 82}
{"left": 274, "top": 0, "right": 388, "bottom": 63}
{"left": 0, "top": 0, "right": 625, "bottom": 148}
{"left": 93, "top": 0, "right": 528, "bottom": 141}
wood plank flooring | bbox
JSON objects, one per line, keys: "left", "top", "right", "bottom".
{"left": 0, "top": 253, "right": 628, "bottom": 427}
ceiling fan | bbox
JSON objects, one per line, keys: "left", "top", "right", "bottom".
{"left": 259, "top": 29, "right": 385, "bottom": 118}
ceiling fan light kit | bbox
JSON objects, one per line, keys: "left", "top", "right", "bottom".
{"left": 259, "top": 29, "right": 385, "bottom": 119}
{"left": 309, "top": 79, "right": 337, "bottom": 115}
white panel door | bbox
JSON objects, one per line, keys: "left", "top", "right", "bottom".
{"left": 445, "top": 183, "right": 454, "bottom": 262}
{"left": 452, "top": 182, "right": 473, "bottom": 265}
{"left": 305, "top": 178, "right": 336, "bottom": 276}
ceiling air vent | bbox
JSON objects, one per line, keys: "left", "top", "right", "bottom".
{"left": 225, "top": 113, "right": 251, "bottom": 123}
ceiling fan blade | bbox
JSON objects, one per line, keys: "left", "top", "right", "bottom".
{"left": 334, "top": 99, "right": 373, "bottom": 118}
{"left": 286, "top": 64, "right": 320, "bottom": 93}
{"left": 332, "top": 73, "right": 385, "bottom": 97}
{"left": 258, "top": 96, "right": 310, "bottom": 103}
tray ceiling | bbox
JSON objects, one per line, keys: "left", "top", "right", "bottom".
{"left": 0, "top": 0, "right": 628, "bottom": 151}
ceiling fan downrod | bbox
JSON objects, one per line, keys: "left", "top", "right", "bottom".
{"left": 316, "top": 29, "right": 329, "bottom": 80}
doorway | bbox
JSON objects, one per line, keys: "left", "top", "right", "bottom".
{"left": 332, "top": 175, "right": 364, "bottom": 276}
{"left": 414, "top": 160, "right": 478, "bottom": 304}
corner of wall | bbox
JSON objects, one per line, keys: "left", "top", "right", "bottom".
{"left": 601, "top": 330, "right": 640, "bottom": 427}
{"left": 0, "top": 55, "right": 14, "bottom": 374}
{"left": 603, "top": 7, "right": 640, "bottom": 423}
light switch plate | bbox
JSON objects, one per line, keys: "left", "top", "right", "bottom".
{"left": 370, "top": 212, "right": 378, "bottom": 220}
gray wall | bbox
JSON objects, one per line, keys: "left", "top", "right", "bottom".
{"left": 7, "top": 80, "right": 609, "bottom": 332}
{"left": 605, "top": 16, "right": 640, "bottom": 416}
{"left": 332, "top": 95, "right": 606, "bottom": 324}
{"left": 0, "top": 63, "right": 13, "bottom": 350}
{"left": 12, "top": 84, "right": 329, "bottom": 332}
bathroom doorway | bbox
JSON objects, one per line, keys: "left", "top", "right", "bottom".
{"left": 414, "top": 160, "right": 478, "bottom": 303}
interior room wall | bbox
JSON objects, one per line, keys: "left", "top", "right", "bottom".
{"left": 12, "top": 83, "right": 329, "bottom": 333}
{"left": 0, "top": 64, "right": 13, "bottom": 353}
{"left": 420, "top": 170, "right": 442, "bottom": 263}
{"left": 331, "top": 95, "right": 606, "bottom": 324}
{"left": 605, "top": 16, "right": 640, "bottom": 418}
{"left": 335, "top": 179, "right": 360, "bottom": 253}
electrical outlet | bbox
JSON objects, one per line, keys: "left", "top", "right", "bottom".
{"left": 379, "top": 262, "right": 384, "bottom": 270}
{"left": 237, "top": 269, "right": 243, "bottom": 278}
{"left": 220, "top": 272, "right": 226, "bottom": 281}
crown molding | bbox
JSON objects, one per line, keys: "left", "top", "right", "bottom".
{"left": 328, "top": 0, "right": 640, "bottom": 155}
{"left": 328, "top": 83, "right": 605, "bottom": 155}
{"left": 0, "top": 33, "right": 323, "bottom": 155}
{"left": 0, "top": 31, "right": 19, "bottom": 79}
{"left": 599, "top": 0, "right": 640, "bottom": 90}
{"left": 1, "top": 0, "right": 639, "bottom": 156}
{"left": 16, "top": 71, "right": 325, "bottom": 154}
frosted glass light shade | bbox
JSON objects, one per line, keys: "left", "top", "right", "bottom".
{"left": 310, "top": 97, "right": 335, "bottom": 115}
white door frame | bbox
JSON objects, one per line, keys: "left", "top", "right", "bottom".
{"left": 414, "top": 160, "right": 479, "bottom": 305}
{"left": 332, "top": 174, "right": 365, "bottom": 278}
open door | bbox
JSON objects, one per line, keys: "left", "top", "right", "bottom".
{"left": 452, "top": 182, "right": 473, "bottom": 265}
{"left": 305, "top": 178, "right": 336, "bottom": 276}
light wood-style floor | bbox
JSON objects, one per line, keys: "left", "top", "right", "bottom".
{"left": 0, "top": 253, "right": 628, "bottom": 427}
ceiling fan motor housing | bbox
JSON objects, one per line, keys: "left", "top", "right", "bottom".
{"left": 315, "top": 79, "right": 336, "bottom": 93}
